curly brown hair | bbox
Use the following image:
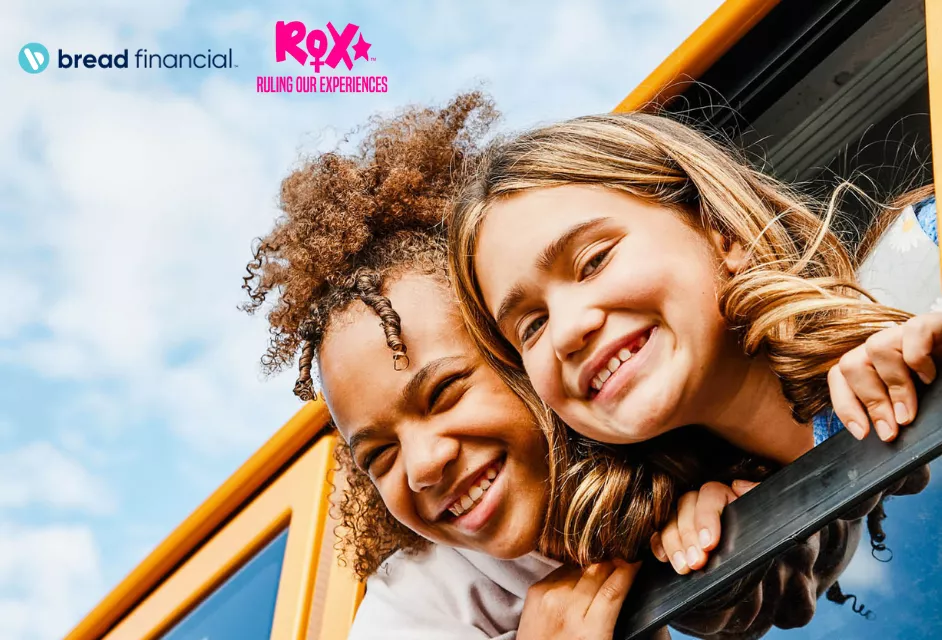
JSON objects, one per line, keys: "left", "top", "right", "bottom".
{"left": 241, "top": 92, "right": 499, "bottom": 579}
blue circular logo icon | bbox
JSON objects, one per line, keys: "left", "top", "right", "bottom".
{"left": 19, "top": 43, "right": 49, "bottom": 74}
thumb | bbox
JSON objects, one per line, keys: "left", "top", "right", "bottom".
{"left": 731, "top": 479, "right": 759, "bottom": 498}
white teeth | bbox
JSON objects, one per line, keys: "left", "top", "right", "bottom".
{"left": 637, "top": 335, "right": 648, "bottom": 350}
{"left": 590, "top": 341, "right": 645, "bottom": 393}
{"left": 448, "top": 464, "right": 500, "bottom": 519}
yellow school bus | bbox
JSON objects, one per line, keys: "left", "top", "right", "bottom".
{"left": 66, "top": 0, "right": 942, "bottom": 637}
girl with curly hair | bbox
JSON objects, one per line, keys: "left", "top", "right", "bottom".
{"left": 448, "top": 112, "right": 939, "bottom": 571}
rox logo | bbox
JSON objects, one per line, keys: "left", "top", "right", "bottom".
{"left": 275, "top": 21, "right": 372, "bottom": 72}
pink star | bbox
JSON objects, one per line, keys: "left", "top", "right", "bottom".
{"left": 352, "top": 33, "right": 372, "bottom": 61}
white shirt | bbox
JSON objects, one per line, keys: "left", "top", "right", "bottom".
{"left": 347, "top": 546, "right": 559, "bottom": 639}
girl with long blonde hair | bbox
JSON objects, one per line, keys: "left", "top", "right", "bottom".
{"left": 449, "top": 112, "right": 939, "bottom": 571}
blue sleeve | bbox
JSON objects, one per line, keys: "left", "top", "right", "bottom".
{"left": 914, "top": 195, "right": 937, "bottom": 246}
{"left": 813, "top": 409, "right": 844, "bottom": 446}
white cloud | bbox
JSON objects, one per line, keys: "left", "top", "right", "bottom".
{"left": 834, "top": 543, "right": 892, "bottom": 596}
{"left": 2, "top": 0, "right": 190, "bottom": 36}
{"left": 3, "top": 73, "right": 315, "bottom": 454}
{"left": 0, "top": 523, "right": 103, "bottom": 640}
{"left": 0, "top": 273, "right": 41, "bottom": 340}
{"left": 53, "top": 390, "right": 128, "bottom": 447}
{"left": 0, "top": 442, "right": 116, "bottom": 515}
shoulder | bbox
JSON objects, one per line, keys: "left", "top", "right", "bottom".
{"left": 874, "top": 194, "right": 937, "bottom": 251}
{"left": 856, "top": 194, "right": 940, "bottom": 314}
{"left": 913, "top": 195, "right": 937, "bottom": 244}
{"left": 363, "top": 544, "right": 488, "bottom": 599}
{"left": 347, "top": 545, "right": 540, "bottom": 640}
{"left": 348, "top": 546, "right": 483, "bottom": 639}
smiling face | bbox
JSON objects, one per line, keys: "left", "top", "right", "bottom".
{"left": 474, "top": 184, "right": 749, "bottom": 445}
{"left": 319, "top": 273, "right": 548, "bottom": 559}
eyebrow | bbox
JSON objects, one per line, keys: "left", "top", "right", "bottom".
{"left": 347, "top": 356, "right": 464, "bottom": 461}
{"left": 347, "top": 425, "right": 385, "bottom": 466}
{"left": 535, "top": 217, "right": 611, "bottom": 272}
{"left": 400, "top": 356, "right": 462, "bottom": 405}
{"left": 495, "top": 217, "right": 612, "bottom": 328}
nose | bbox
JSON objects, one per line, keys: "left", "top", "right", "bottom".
{"left": 550, "top": 293, "right": 605, "bottom": 361}
{"left": 402, "top": 428, "right": 460, "bottom": 493}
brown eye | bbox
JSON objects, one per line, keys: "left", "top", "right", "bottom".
{"left": 581, "top": 248, "right": 611, "bottom": 278}
{"left": 429, "top": 372, "right": 469, "bottom": 412}
{"left": 363, "top": 445, "right": 394, "bottom": 476}
{"left": 520, "top": 315, "right": 547, "bottom": 346}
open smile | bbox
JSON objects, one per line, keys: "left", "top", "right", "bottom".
{"left": 438, "top": 457, "right": 506, "bottom": 534}
{"left": 582, "top": 326, "right": 656, "bottom": 400}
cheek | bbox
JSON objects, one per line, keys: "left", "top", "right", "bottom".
{"left": 375, "top": 477, "right": 417, "bottom": 529}
{"left": 522, "top": 346, "right": 564, "bottom": 402}
{"left": 517, "top": 433, "right": 550, "bottom": 482}
{"left": 470, "top": 377, "right": 548, "bottom": 460}
{"left": 599, "top": 251, "right": 669, "bottom": 307}
{"left": 619, "top": 246, "right": 720, "bottom": 320}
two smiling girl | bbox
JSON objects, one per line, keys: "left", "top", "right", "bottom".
{"left": 244, "top": 94, "right": 939, "bottom": 639}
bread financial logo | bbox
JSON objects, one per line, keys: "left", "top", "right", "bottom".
{"left": 19, "top": 43, "right": 49, "bottom": 74}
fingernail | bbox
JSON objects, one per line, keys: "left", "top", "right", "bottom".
{"left": 699, "top": 529, "right": 712, "bottom": 547}
{"left": 875, "top": 420, "right": 893, "bottom": 439}
{"left": 894, "top": 403, "right": 909, "bottom": 424}
{"left": 671, "top": 551, "right": 687, "bottom": 572}
{"left": 686, "top": 547, "right": 699, "bottom": 567}
{"left": 918, "top": 372, "right": 932, "bottom": 385}
{"left": 847, "top": 421, "right": 862, "bottom": 437}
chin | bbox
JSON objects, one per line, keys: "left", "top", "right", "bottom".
{"left": 485, "top": 531, "right": 538, "bottom": 560}
{"left": 486, "top": 542, "right": 534, "bottom": 560}
{"left": 616, "top": 386, "right": 683, "bottom": 438}
{"left": 623, "top": 414, "right": 676, "bottom": 444}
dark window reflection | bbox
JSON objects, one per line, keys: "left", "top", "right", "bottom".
{"left": 159, "top": 527, "right": 289, "bottom": 640}
{"left": 674, "top": 455, "right": 942, "bottom": 639}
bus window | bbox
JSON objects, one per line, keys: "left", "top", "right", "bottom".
{"left": 660, "top": 0, "right": 933, "bottom": 244}
{"left": 752, "top": 0, "right": 931, "bottom": 239}
{"left": 160, "top": 528, "right": 289, "bottom": 640}
{"left": 101, "top": 430, "right": 335, "bottom": 640}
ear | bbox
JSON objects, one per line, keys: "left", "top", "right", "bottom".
{"left": 708, "top": 230, "right": 749, "bottom": 275}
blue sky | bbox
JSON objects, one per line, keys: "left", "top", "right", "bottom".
{"left": 1, "top": 1, "right": 731, "bottom": 637}
{"left": 5, "top": 3, "right": 942, "bottom": 640}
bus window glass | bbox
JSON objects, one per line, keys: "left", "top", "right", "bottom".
{"left": 159, "top": 528, "right": 289, "bottom": 640}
